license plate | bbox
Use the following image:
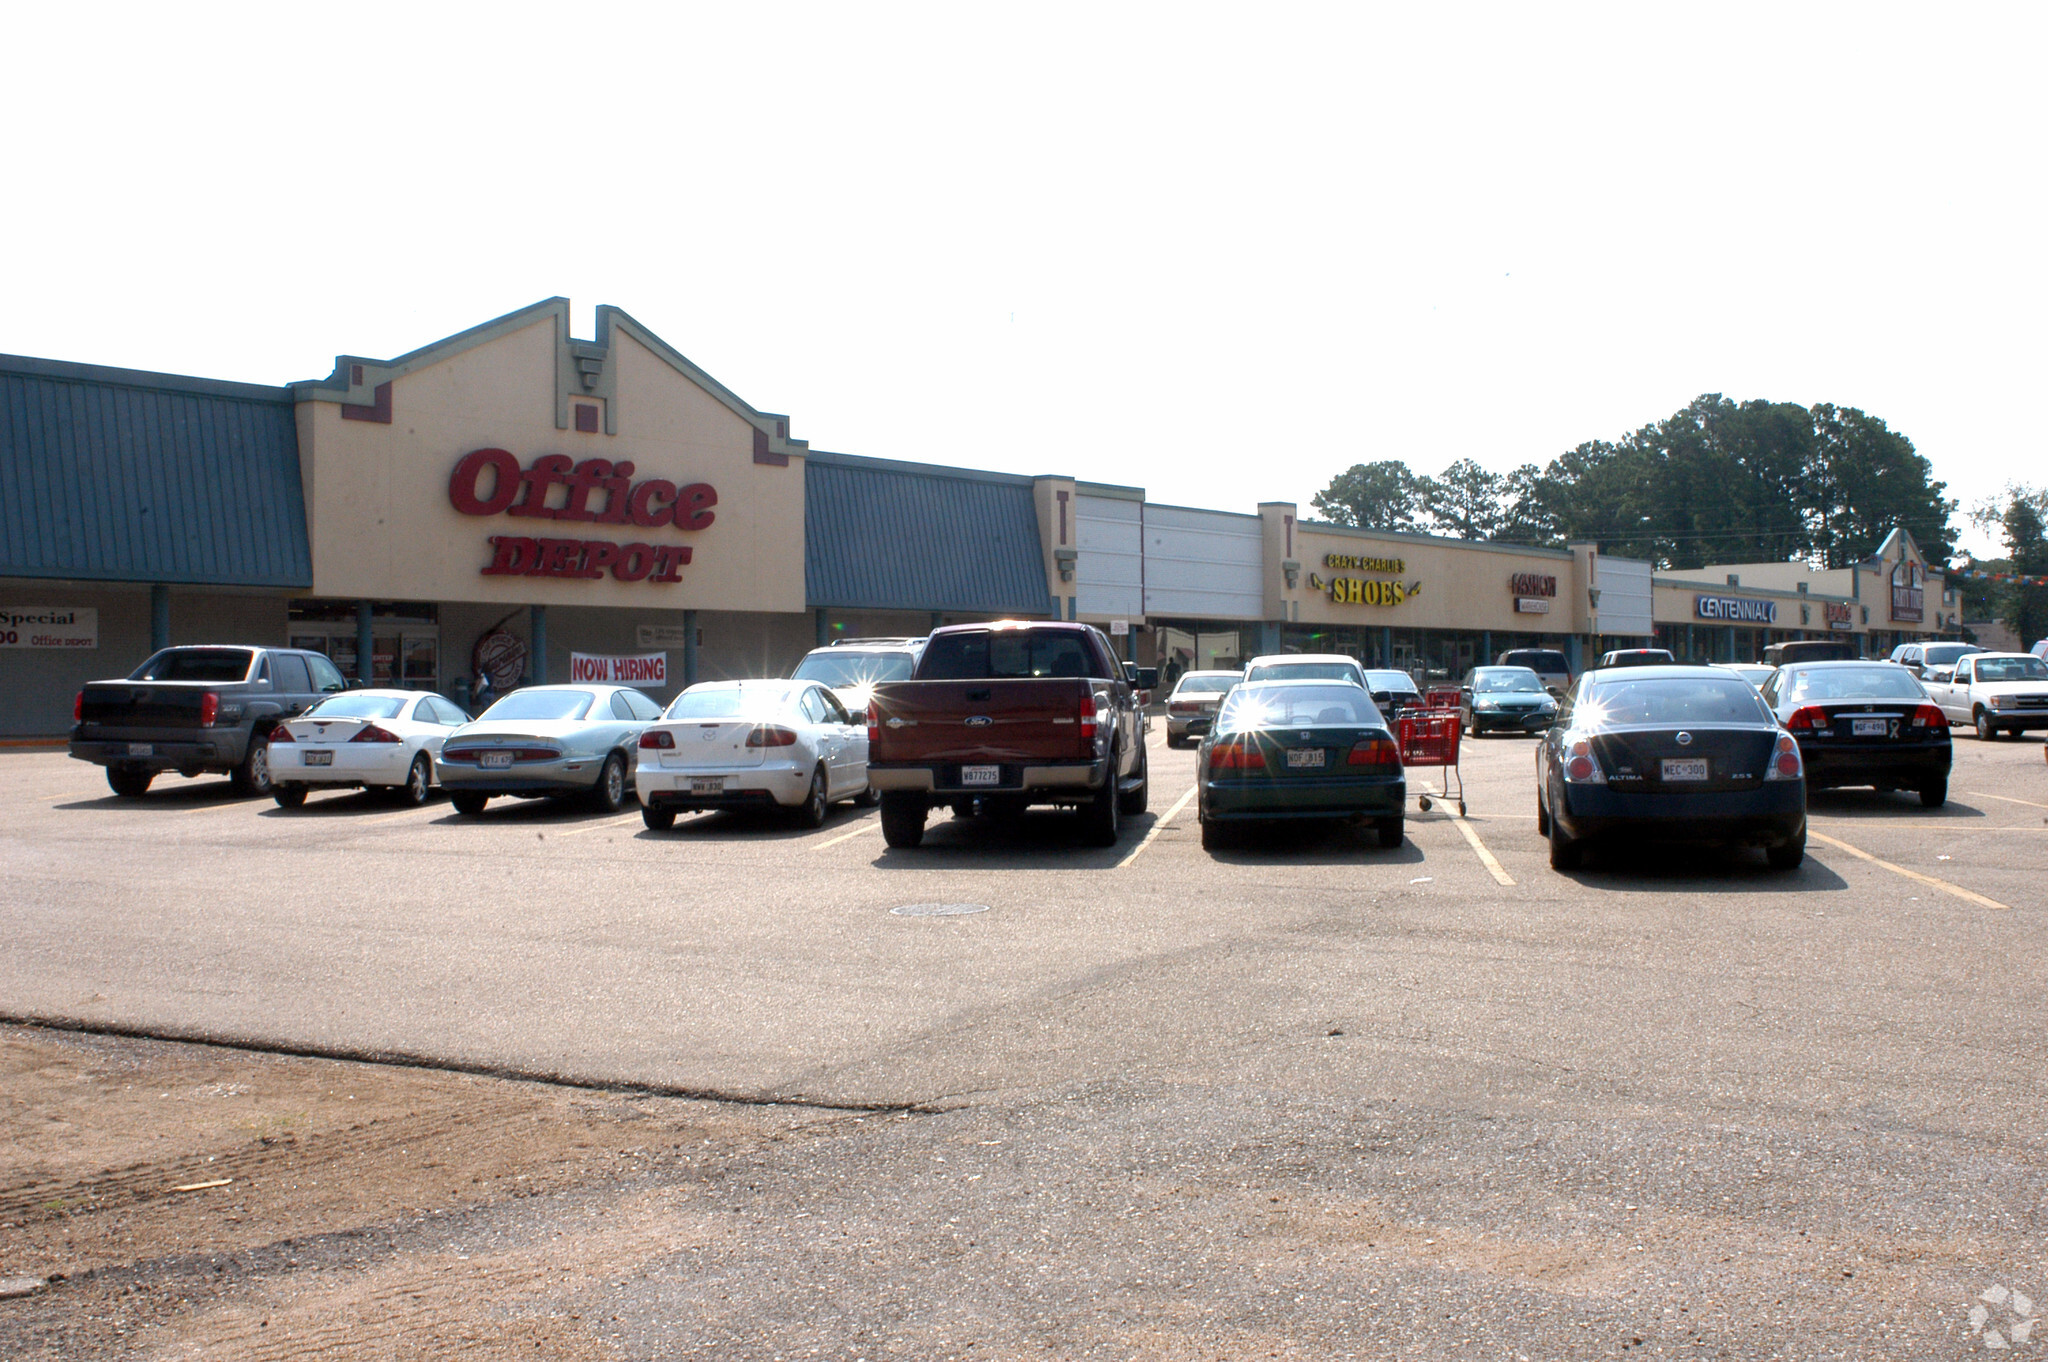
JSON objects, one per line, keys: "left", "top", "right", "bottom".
{"left": 479, "top": 752, "right": 514, "bottom": 769}
{"left": 1852, "top": 718, "right": 1887, "bottom": 737}
{"left": 1661, "top": 758, "right": 1709, "bottom": 782}
{"left": 689, "top": 776, "right": 725, "bottom": 794}
{"left": 1287, "top": 747, "right": 1326, "bottom": 769}
{"left": 127, "top": 743, "right": 153, "bottom": 756}
{"left": 303, "top": 750, "right": 333, "bottom": 766}
{"left": 961, "top": 764, "right": 1001, "bottom": 786}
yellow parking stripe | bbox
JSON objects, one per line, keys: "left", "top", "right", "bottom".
{"left": 555, "top": 812, "right": 644, "bottom": 838}
{"left": 815, "top": 819, "right": 881, "bottom": 851}
{"left": 1116, "top": 785, "right": 1198, "bottom": 868}
{"left": 1807, "top": 830, "right": 2010, "bottom": 911}
{"left": 1968, "top": 791, "right": 2048, "bottom": 811}
{"left": 1447, "top": 807, "right": 1515, "bottom": 886}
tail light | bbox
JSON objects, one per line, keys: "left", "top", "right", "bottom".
{"left": 639, "top": 729, "right": 675, "bottom": 749}
{"left": 199, "top": 691, "right": 219, "bottom": 727}
{"left": 746, "top": 725, "right": 799, "bottom": 748}
{"left": 1911, "top": 704, "right": 1948, "bottom": 729}
{"left": 1169, "top": 701, "right": 1201, "bottom": 715}
{"left": 74, "top": 691, "right": 84, "bottom": 722}
{"left": 1784, "top": 706, "right": 1829, "bottom": 731}
{"left": 1346, "top": 736, "right": 1401, "bottom": 767}
{"left": 1561, "top": 737, "right": 1604, "bottom": 784}
{"left": 1079, "top": 694, "right": 1098, "bottom": 743}
{"left": 867, "top": 701, "right": 880, "bottom": 746}
{"left": 1209, "top": 737, "right": 1266, "bottom": 770}
{"left": 268, "top": 726, "right": 296, "bottom": 743}
{"left": 351, "top": 724, "right": 401, "bottom": 743}
{"left": 1766, "top": 732, "right": 1803, "bottom": 780}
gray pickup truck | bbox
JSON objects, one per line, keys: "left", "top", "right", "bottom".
{"left": 70, "top": 646, "right": 351, "bottom": 797}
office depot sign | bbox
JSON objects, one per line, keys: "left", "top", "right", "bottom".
{"left": 448, "top": 448, "right": 717, "bottom": 585}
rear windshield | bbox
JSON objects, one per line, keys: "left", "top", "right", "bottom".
{"left": 1501, "top": 651, "right": 1568, "bottom": 672}
{"left": 1924, "top": 644, "right": 1983, "bottom": 665}
{"left": 478, "top": 690, "right": 595, "bottom": 722}
{"left": 1364, "top": 671, "right": 1418, "bottom": 691}
{"left": 304, "top": 695, "right": 406, "bottom": 720}
{"left": 919, "top": 630, "right": 1100, "bottom": 680}
{"left": 1976, "top": 656, "right": 2048, "bottom": 682}
{"left": 130, "top": 648, "right": 253, "bottom": 682}
{"left": 1780, "top": 668, "right": 1927, "bottom": 702}
{"left": 1244, "top": 662, "right": 1359, "bottom": 684}
{"left": 664, "top": 687, "right": 792, "bottom": 719}
{"left": 1221, "top": 685, "right": 1382, "bottom": 728}
{"left": 1578, "top": 677, "right": 1771, "bottom": 727}
{"left": 1471, "top": 669, "right": 1546, "bottom": 693}
{"left": 793, "top": 652, "right": 915, "bottom": 688}
{"left": 1171, "top": 675, "right": 1236, "bottom": 695}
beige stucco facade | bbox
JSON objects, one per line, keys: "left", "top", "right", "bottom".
{"left": 1282, "top": 516, "right": 1581, "bottom": 636}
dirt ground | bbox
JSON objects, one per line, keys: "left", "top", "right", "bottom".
{"left": 0, "top": 1024, "right": 857, "bottom": 1360}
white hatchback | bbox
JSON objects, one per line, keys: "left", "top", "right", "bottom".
{"left": 268, "top": 689, "right": 468, "bottom": 808}
{"left": 636, "top": 680, "right": 873, "bottom": 831}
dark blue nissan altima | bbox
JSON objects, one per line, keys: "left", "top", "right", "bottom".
{"left": 1535, "top": 665, "right": 1806, "bottom": 872}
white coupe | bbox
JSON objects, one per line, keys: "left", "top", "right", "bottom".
{"left": 636, "top": 680, "right": 873, "bottom": 830}
{"left": 268, "top": 689, "right": 469, "bottom": 807}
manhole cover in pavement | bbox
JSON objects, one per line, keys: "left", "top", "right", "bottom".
{"left": 890, "top": 902, "right": 991, "bottom": 917}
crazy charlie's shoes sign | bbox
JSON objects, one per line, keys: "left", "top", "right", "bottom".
{"left": 447, "top": 449, "right": 717, "bottom": 585}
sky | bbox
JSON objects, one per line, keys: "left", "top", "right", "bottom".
{"left": 4, "top": 3, "right": 2040, "bottom": 559}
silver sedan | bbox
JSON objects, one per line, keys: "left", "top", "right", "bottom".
{"left": 438, "top": 684, "right": 664, "bottom": 816}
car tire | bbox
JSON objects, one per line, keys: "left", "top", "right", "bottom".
{"left": 1766, "top": 829, "right": 1806, "bottom": 871}
{"left": 106, "top": 766, "right": 153, "bottom": 799}
{"left": 272, "top": 783, "right": 308, "bottom": 809}
{"left": 1377, "top": 816, "right": 1404, "bottom": 849}
{"left": 1081, "top": 765, "right": 1122, "bottom": 847}
{"left": 854, "top": 784, "right": 880, "bottom": 808}
{"left": 1118, "top": 742, "right": 1149, "bottom": 816}
{"left": 880, "top": 791, "right": 926, "bottom": 848}
{"left": 1199, "top": 817, "right": 1227, "bottom": 852}
{"left": 396, "top": 754, "right": 432, "bottom": 807}
{"left": 796, "top": 766, "right": 829, "bottom": 829}
{"left": 1975, "top": 708, "right": 1996, "bottom": 741}
{"left": 589, "top": 754, "right": 627, "bottom": 813}
{"left": 451, "top": 792, "right": 490, "bottom": 816}
{"left": 1534, "top": 789, "right": 1550, "bottom": 836}
{"left": 642, "top": 804, "right": 676, "bottom": 831}
{"left": 1546, "top": 793, "right": 1581, "bottom": 871}
{"left": 230, "top": 737, "right": 274, "bottom": 797}
{"left": 1920, "top": 777, "right": 1947, "bottom": 809}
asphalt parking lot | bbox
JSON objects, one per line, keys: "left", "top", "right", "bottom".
{"left": 3, "top": 725, "right": 2045, "bottom": 1359}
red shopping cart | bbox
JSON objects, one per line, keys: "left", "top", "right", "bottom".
{"left": 1423, "top": 685, "right": 1462, "bottom": 710}
{"left": 1396, "top": 708, "right": 1464, "bottom": 815}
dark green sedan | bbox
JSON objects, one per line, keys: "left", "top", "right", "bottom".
{"left": 1196, "top": 681, "right": 1407, "bottom": 851}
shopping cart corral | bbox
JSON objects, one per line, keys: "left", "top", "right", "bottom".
{"left": 1396, "top": 708, "right": 1464, "bottom": 815}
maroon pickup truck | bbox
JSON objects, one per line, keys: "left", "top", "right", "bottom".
{"left": 865, "top": 622, "right": 1153, "bottom": 848}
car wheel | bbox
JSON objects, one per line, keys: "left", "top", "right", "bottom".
{"left": 1765, "top": 828, "right": 1806, "bottom": 871}
{"left": 230, "top": 738, "right": 273, "bottom": 797}
{"left": 106, "top": 766, "right": 153, "bottom": 799}
{"left": 589, "top": 754, "right": 627, "bottom": 813}
{"left": 642, "top": 804, "right": 676, "bottom": 831}
{"left": 796, "top": 766, "right": 829, "bottom": 829}
{"left": 1118, "top": 741, "right": 1149, "bottom": 816}
{"left": 1920, "top": 776, "right": 1947, "bottom": 809}
{"left": 450, "top": 792, "right": 490, "bottom": 816}
{"left": 272, "top": 783, "right": 308, "bottom": 809}
{"left": 396, "top": 754, "right": 432, "bottom": 807}
{"left": 1975, "top": 708, "right": 1997, "bottom": 741}
{"left": 1534, "top": 788, "right": 1550, "bottom": 836}
{"left": 854, "top": 783, "right": 880, "bottom": 808}
{"left": 1081, "top": 764, "right": 1122, "bottom": 847}
{"left": 1546, "top": 792, "right": 1581, "bottom": 871}
{"left": 1377, "top": 816, "right": 1404, "bottom": 849}
{"left": 1199, "top": 817, "right": 1228, "bottom": 852}
{"left": 880, "top": 791, "right": 926, "bottom": 848}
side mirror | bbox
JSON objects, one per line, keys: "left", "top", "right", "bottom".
{"left": 347, "top": 677, "right": 367, "bottom": 690}
{"left": 1128, "top": 667, "right": 1159, "bottom": 691}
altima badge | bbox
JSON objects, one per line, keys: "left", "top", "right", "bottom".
{"left": 1676, "top": 731, "right": 1693, "bottom": 745}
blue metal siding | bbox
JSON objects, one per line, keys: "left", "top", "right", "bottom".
{"left": 0, "top": 357, "right": 311, "bottom": 586}
{"left": 806, "top": 457, "right": 1052, "bottom": 614}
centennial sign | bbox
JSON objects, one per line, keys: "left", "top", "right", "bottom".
{"left": 1695, "top": 594, "right": 1778, "bottom": 624}
{"left": 448, "top": 449, "right": 717, "bottom": 586}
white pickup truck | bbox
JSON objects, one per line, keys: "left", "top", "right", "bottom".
{"left": 1925, "top": 651, "right": 2048, "bottom": 740}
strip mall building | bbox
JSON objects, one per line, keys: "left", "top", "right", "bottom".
{"left": 0, "top": 299, "right": 1966, "bottom": 737}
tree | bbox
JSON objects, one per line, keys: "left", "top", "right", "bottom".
{"left": 1417, "top": 459, "right": 1504, "bottom": 539}
{"left": 1311, "top": 461, "right": 1422, "bottom": 532}
{"left": 1973, "top": 485, "right": 2048, "bottom": 645}
{"left": 1807, "top": 404, "right": 1956, "bottom": 567}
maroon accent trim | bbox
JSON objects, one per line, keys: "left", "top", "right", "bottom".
{"left": 350, "top": 364, "right": 363, "bottom": 385}
{"left": 574, "top": 403, "right": 599, "bottom": 433}
{"left": 776, "top": 419, "right": 787, "bottom": 439}
{"left": 753, "top": 428, "right": 788, "bottom": 466}
{"left": 340, "top": 380, "right": 392, "bottom": 424}
{"left": 1056, "top": 490, "right": 1070, "bottom": 545}
{"left": 1284, "top": 514, "right": 1293, "bottom": 557}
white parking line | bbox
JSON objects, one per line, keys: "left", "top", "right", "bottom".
{"left": 1807, "top": 830, "right": 2010, "bottom": 911}
{"left": 815, "top": 819, "right": 881, "bottom": 851}
{"left": 1116, "top": 785, "right": 1198, "bottom": 868}
{"left": 1447, "top": 807, "right": 1515, "bottom": 886}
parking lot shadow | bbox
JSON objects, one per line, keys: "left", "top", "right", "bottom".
{"left": 1199, "top": 819, "right": 1428, "bottom": 867}
{"left": 1554, "top": 841, "right": 1852, "bottom": 893}
{"left": 868, "top": 807, "right": 1154, "bottom": 869}
{"left": 1805, "top": 789, "right": 1986, "bottom": 820}
{"left": 636, "top": 805, "right": 868, "bottom": 842}
{"left": 56, "top": 778, "right": 253, "bottom": 811}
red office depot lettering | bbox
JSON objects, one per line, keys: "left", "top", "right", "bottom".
{"left": 481, "top": 535, "right": 539, "bottom": 575}
{"left": 450, "top": 449, "right": 521, "bottom": 516}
